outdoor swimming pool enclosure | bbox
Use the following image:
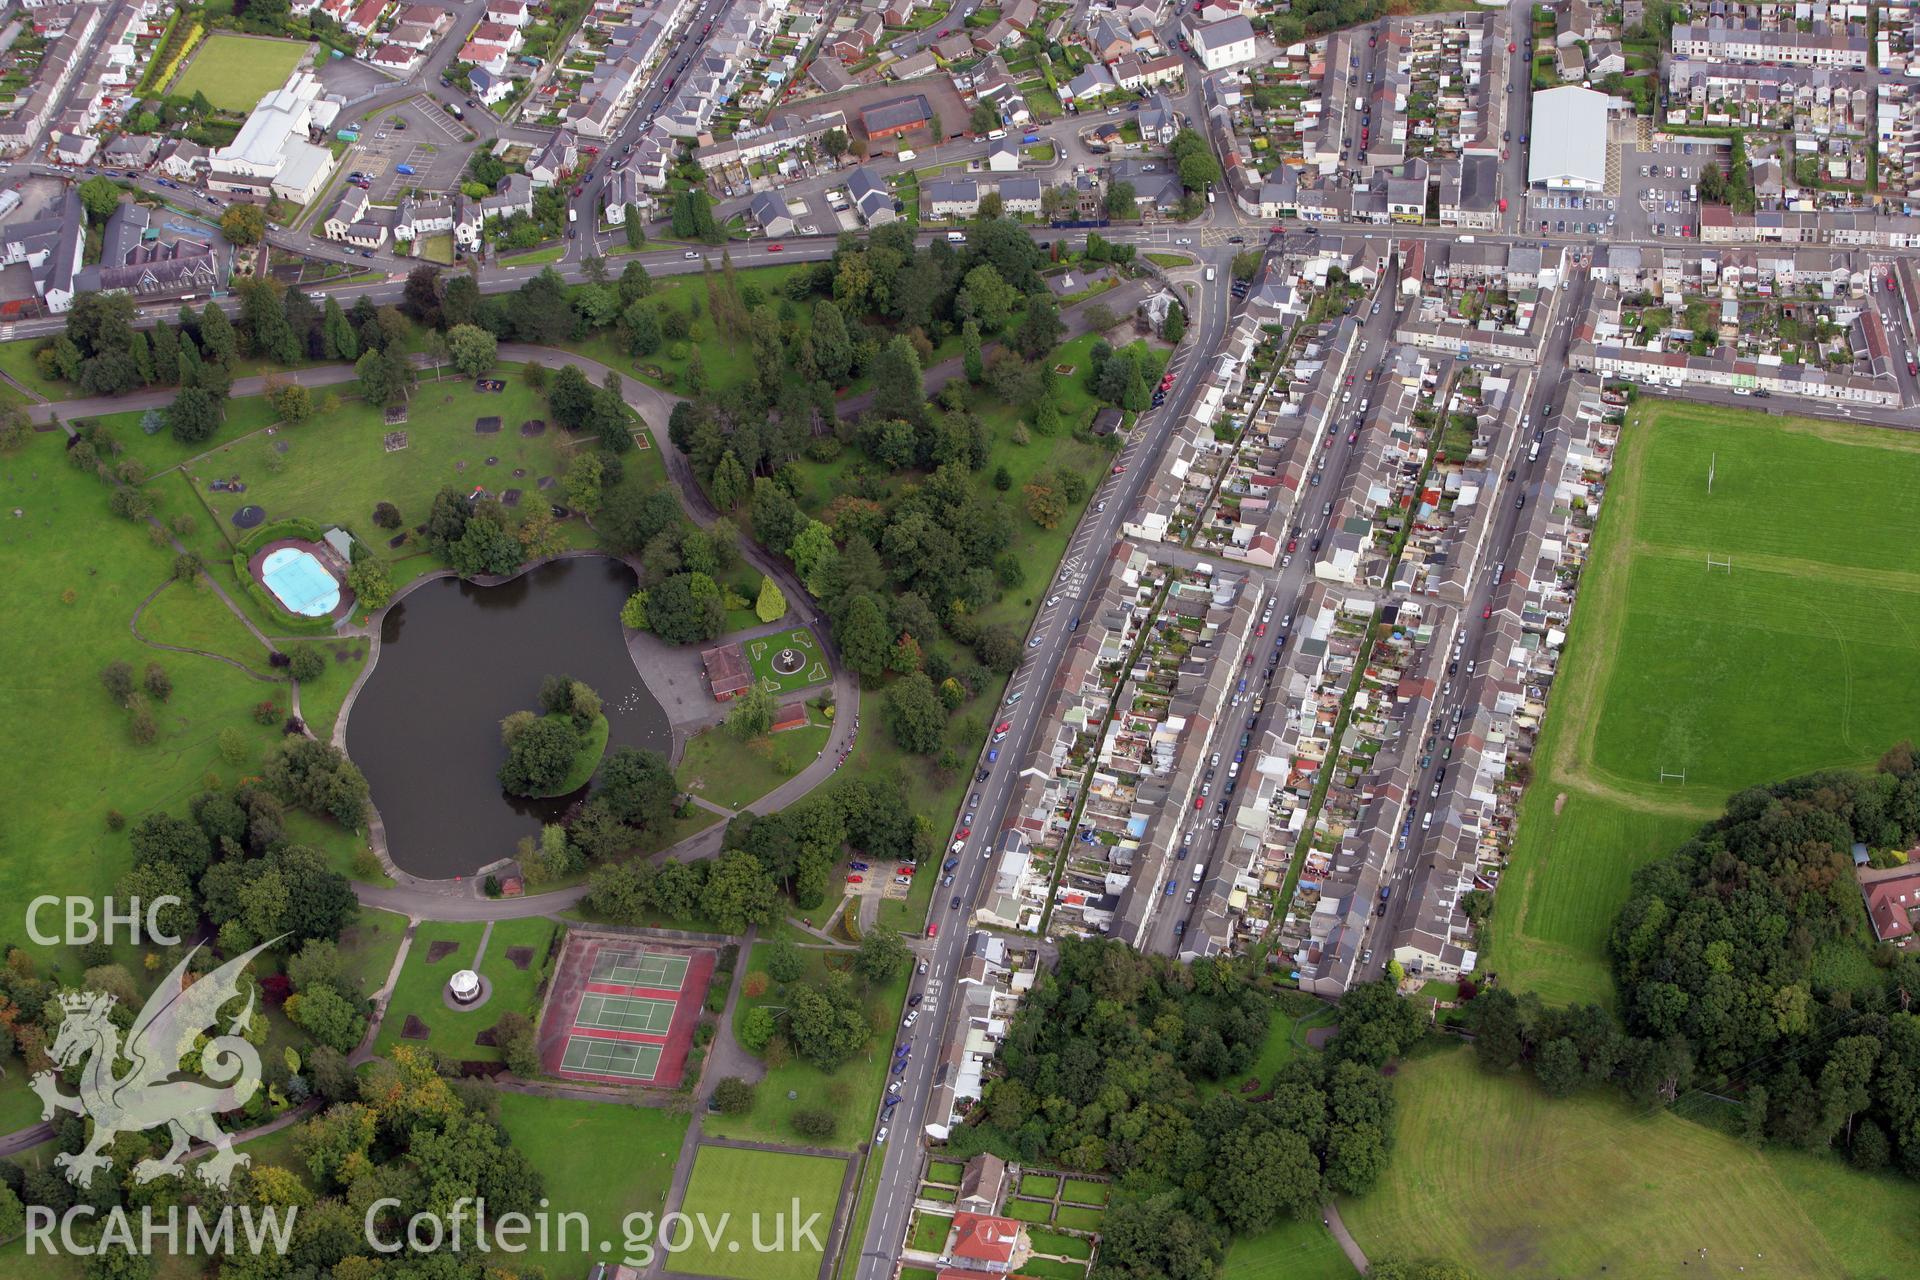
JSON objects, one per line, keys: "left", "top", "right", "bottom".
{"left": 260, "top": 547, "right": 340, "bottom": 616}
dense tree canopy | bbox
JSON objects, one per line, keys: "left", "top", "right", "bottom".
{"left": 946, "top": 940, "right": 1411, "bottom": 1275}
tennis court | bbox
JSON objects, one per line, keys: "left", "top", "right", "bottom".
{"left": 589, "top": 948, "right": 689, "bottom": 990}
{"left": 559, "top": 1037, "right": 663, "bottom": 1081}
{"left": 538, "top": 933, "right": 717, "bottom": 1089}
{"left": 576, "top": 992, "right": 677, "bottom": 1034}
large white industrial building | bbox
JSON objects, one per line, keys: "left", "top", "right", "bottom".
{"left": 208, "top": 70, "right": 340, "bottom": 204}
{"left": 1526, "top": 86, "right": 1610, "bottom": 192}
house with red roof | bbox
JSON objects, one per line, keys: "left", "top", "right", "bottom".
{"left": 1860, "top": 863, "right": 1920, "bottom": 946}
{"left": 942, "top": 1213, "right": 1024, "bottom": 1273}
{"left": 345, "top": 0, "right": 388, "bottom": 35}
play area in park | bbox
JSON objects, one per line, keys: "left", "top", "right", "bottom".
{"left": 748, "top": 626, "right": 827, "bottom": 693}
{"left": 535, "top": 930, "right": 714, "bottom": 1088}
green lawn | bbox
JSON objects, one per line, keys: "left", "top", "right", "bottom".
{"left": 495, "top": 1093, "right": 690, "bottom": 1278}
{"left": 0, "top": 336, "right": 76, "bottom": 400}
{"left": 744, "top": 625, "right": 830, "bottom": 693}
{"left": 909, "top": 1210, "right": 954, "bottom": 1252}
{"left": 1223, "top": 994, "right": 1336, "bottom": 1091}
{"left": 136, "top": 576, "right": 280, "bottom": 677}
{"left": 1054, "top": 1204, "right": 1104, "bottom": 1231}
{"left": 337, "top": 905, "right": 409, "bottom": 998}
{"left": 1019, "top": 1171, "right": 1060, "bottom": 1197}
{"left": 170, "top": 33, "right": 307, "bottom": 111}
{"left": 1222, "top": 1216, "right": 1354, "bottom": 1280}
{"left": 1340, "top": 1047, "right": 1920, "bottom": 1279}
{"left": 679, "top": 718, "right": 831, "bottom": 811}
{"left": 1060, "top": 1178, "right": 1109, "bottom": 1205}
{"left": 186, "top": 365, "right": 597, "bottom": 590}
{"left": 1029, "top": 1227, "right": 1094, "bottom": 1259}
{"left": 670, "top": 1145, "right": 847, "bottom": 1280}
{"left": 566, "top": 262, "right": 809, "bottom": 394}
{"left": 0, "top": 432, "right": 328, "bottom": 969}
{"left": 927, "top": 1159, "right": 964, "bottom": 1184}
{"left": 372, "top": 918, "right": 558, "bottom": 1060}
{"left": 708, "top": 942, "right": 908, "bottom": 1150}
{"left": 1007, "top": 1198, "right": 1052, "bottom": 1223}
{"left": 1486, "top": 403, "right": 1920, "bottom": 1006}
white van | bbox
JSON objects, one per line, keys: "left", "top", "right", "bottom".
{"left": 897, "top": 149, "right": 916, "bottom": 161}
{"left": 1204, "top": 266, "right": 1216, "bottom": 281}
{"left": 987, "top": 129, "right": 1006, "bottom": 140}
{"left": 1191, "top": 862, "right": 1206, "bottom": 883}
{"left": 947, "top": 230, "right": 967, "bottom": 244}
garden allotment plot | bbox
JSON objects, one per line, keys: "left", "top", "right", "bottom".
{"left": 1488, "top": 403, "right": 1920, "bottom": 1006}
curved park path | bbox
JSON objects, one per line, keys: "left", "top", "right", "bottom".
{"left": 31, "top": 345, "right": 860, "bottom": 922}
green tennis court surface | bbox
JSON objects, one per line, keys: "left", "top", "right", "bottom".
{"left": 577, "top": 992, "right": 676, "bottom": 1033}
{"left": 559, "top": 1037, "right": 663, "bottom": 1080}
{"left": 590, "top": 948, "right": 689, "bottom": 989}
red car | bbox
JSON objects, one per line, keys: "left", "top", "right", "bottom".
{"left": 956, "top": 827, "right": 971, "bottom": 839}
{"left": 572, "top": 185, "right": 583, "bottom": 196}
{"left": 1195, "top": 796, "right": 1206, "bottom": 810}
{"left": 1111, "top": 464, "right": 1127, "bottom": 475}
{"left": 1348, "top": 431, "right": 1358, "bottom": 443}
{"left": 995, "top": 721, "right": 1010, "bottom": 734}
{"left": 1286, "top": 537, "right": 1298, "bottom": 553}
{"left": 1346, "top": 374, "right": 1355, "bottom": 385}
{"left": 1508, "top": 41, "right": 1517, "bottom": 52}
{"left": 1255, "top": 623, "right": 1267, "bottom": 637}
{"left": 767, "top": 243, "right": 783, "bottom": 252}
{"left": 928, "top": 923, "right": 939, "bottom": 938}
{"left": 847, "top": 874, "right": 864, "bottom": 883}
{"left": 1482, "top": 605, "right": 1492, "bottom": 619}
{"left": 582, "top": 145, "right": 599, "bottom": 155}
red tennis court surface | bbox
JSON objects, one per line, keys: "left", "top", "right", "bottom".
{"left": 535, "top": 932, "right": 715, "bottom": 1088}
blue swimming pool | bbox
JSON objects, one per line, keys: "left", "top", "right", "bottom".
{"left": 260, "top": 547, "right": 340, "bottom": 617}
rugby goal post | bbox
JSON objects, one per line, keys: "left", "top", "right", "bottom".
{"left": 1658, "top": 769, "right": 1687, "bottom": 784}
{"left": 1705, "top": 553, "right": 1731, "bottom": 573}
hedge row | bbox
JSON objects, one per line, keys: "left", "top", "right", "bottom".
{"left": 145, "top": 20, "right": 204, "bottom": 99}
{"left": 236, "top": 515, "right": 328, "bottom": 557}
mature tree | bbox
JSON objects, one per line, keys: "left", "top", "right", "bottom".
{"left": 347, "top": 558, "right": 394, "bottom": 610}
{"left": 267, "top": 378, "right": 311, "bottom": 423}
{"left": 220, "top": 203, "right": 267, "bottom": 247}
{"left": 1209, "top": 1126, "right": 1323, "bottom": 1233}
{"left": 355, "top": 347, "right": 412, "bottom": 408}
{"left": 855, "top": 925, "right": 909, "bottom": 984}
{"left": 320, "top": 296, "right": 358, "bottom": 361}
{"left": 820, "top": 128, "right": 850, "bottom": 160}
{"left": 837, "top": 593, "right": 893, "bottom": 680}
{"left": 498, "top": 714, "right": 581, "bottom": 796}
{"left": 870, "top": 334, "right": 925, "bottom": 425}
{"left": 754, "top": 574, "right": 788, "bottom": 623}
{"left": 701, "top": 850, "right": 779, "bottom": 934}
{"left": 956, "top": 264, "right": 1018, "bottom": 332}
{"left": 1105, "top": 180, "right": 1138, "bottom": 221}
{"left": 547, "top": 363, "right": 595, "bottom": 431}
{"left": 644, "top": 573, "right": 725, "bottom": 644}
{"left": 166, "top": 386, "right": 222, "bottom": 443}
{"left": 784, "top": 973, "right": 870, "bottom": 1071}
{"left": 449, "top": 512, "right": 524, "bottom": 579}
{"left": 446, "top": 324, "right": 498, "bottom": 377}
{"left": 260, "top": 737, "right": 369, "bottom": 828}
{"left": 810, "top": 298, "right": 853, "bottom": 385}
{"left": 199, "top": 303, "right": 237, "bottom": 366}
{"left": 1015, "top": 293, "right": 1063, "bottom": 359}
{"left": 77, "top": 175, "right": 122, "bottom": 221}
{"left": 726, "top": 683, "right": 777, "bottom": 740}
{"left": 882, "top": 671, "right": 947, "bottom": 754}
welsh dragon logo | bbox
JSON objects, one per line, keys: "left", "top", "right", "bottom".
{"left": 32, "top": 938, "right": 280, "bottom": 1190}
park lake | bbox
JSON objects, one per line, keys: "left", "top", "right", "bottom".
{"left": 344, "top": 556, "right": 669, "bottom": 878}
